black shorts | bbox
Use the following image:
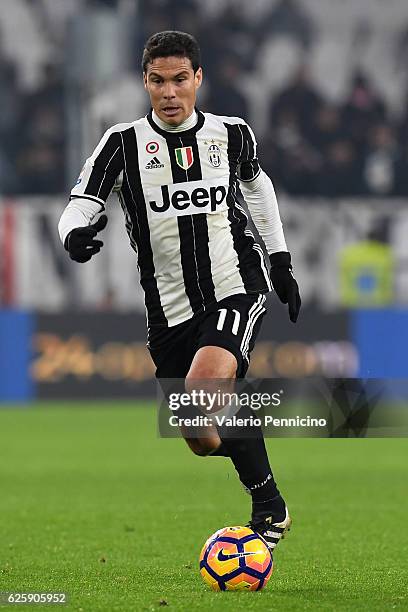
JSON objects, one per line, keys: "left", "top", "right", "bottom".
{"left": 147, "top": 293, "right": 267, "bottom": 379}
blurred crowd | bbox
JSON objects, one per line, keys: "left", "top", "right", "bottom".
{"left": 259, "top": 66, "right": 408, "bottom": 197}
{"left": 1, "top": 0, "right": 408, "bottom": 198}
{"left": 0, "top": 34, "right": 65, "bottom": 195}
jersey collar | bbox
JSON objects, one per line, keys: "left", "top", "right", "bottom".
{"left": 146, "top": 108, "right": 205, "bottom": 138}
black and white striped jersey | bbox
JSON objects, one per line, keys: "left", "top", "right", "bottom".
{"left": 70, "top": 109, "right": 272, "bottom": 328}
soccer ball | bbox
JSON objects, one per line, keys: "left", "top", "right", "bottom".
{"left": 199, "top": 526, "right": 273, "bottom": 591}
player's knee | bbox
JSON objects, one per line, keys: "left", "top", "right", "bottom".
{"left": 200, "top": 438, "right": 221, "bottom": 456}
{"left": 191, "top": 446, "right": 208, "bottom": 457}
{"left": 185, "top": 437, "right": 220, "bottom": 457}
{"left": 186, "top": 347, "right": 237, "bottom": 382}
{"left": 185, "top": 437, "right": 205, "bottom": 455}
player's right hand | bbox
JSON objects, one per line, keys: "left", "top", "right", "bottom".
{"left": 64, "top": 214, "right": 108, "bottom": 263}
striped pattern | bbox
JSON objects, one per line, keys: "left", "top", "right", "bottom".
{"left": 239, "top": 294, "right": 266, "bottom": 362}
{"left": 248, "top": 507, "right": 292, "bottom": 552}
{"left": 224, "top": 122, "right": 271, "bottom": 295}
{"left": 166, "top": 132, "right": 216, "bottom": 316}
{"left": 70, "top": 111, "right": 271, "bottom": 328}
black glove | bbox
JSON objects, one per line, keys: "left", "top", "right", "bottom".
{"left": 269, "top": 251, "right": 301, "bottom": 323}
{"left": 64, "top": 215, "right": 108, "bottom": 263}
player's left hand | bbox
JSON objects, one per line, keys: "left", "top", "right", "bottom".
{"left": 269, "top": 251, "right": 301, "bottom": 323}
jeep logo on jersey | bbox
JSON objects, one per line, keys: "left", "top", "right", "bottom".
{"left": 208, "top": 144, "right": 221, "bottom": 167}
{"left": 175, "top": 146, "right": 194, "bottom": 170}
{"left": 147, "top": 178, "right": 229, "bottom": 218}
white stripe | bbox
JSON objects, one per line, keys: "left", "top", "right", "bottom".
{"left": 239, "top": 295, "right": 265, "bottom": 357}
{"left": 70, "top": 193, "right": 105, "bottom": 206}
{"left": 241, "top": 307, "right": 264, "bottom": 363}
{"left": 246, "top": 123, "right": 258, "bottom": 158}
{"left": 266, "top": 531, "right": 284, "bottom": 539}
{"left": 253, "top": 244, "right": 272, "bottom": 291}
{"left": 239, "top": 295, "right": 263, "bottom": 352}
{"left": 241, "top": 294, "right": 267, "bottom": 359}
{"left": 235, "top": 200, "right": 248, "bottom": 219}
{"left": 237, "top": 124, "right": 245, "bottom": 163}
{"left": 149, "top": 218, "right": 194, "bottom": 324}
{"left": 217, "top": 308, "right": 227, "bottom": 331}
{"left": 231, "top": 309, "right": 240, "bottom": 335}
{"left": 239, "top": 167, "right": 261, "bottom": 183}
{"left": 242, "top": 303, "right": 266, "bottom": 360}
{"left": 206, "top": 210, "right": 245, "bottom": 300}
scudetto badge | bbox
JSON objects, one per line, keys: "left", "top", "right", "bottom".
{"left": 175, "top": 146, "right": 194, "bottom": 170}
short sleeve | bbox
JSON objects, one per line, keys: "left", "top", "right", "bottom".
{"left": 70, "top": 127, "right": 124, "bottom": 205}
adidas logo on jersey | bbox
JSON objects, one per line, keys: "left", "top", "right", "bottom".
{"left": 145, "top": 156, "right": 164, "bottom": 169}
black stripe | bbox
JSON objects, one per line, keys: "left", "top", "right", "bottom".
{"left": 240, "top": 124, "right": 254, "bottom": 161}
{"left": 191, "top": 214, "right": 216, "bottom": 304}
{"left": 239, "top": 167, "right": 261, "bottom": 183}
{"left": 238, "top": 123, "right": 260, "bottom": 181}
{"left": 120, "top": 127, "right": 167, "bottom": 326}
{"left": 184, "top": 137, "right": 215, "bottom": 308}
{"left": 224, "top": 123, "right": 269, "bottom": 293}
{"left": 177, "top": 215, "right": 204, "bottom": 312}
{"left": 165, "top": 134, "right": 216, "bottom": 313}
{"left": 166, "top": 133, "right": 200, "bottom": 183}
{"left": 84, "top": 131, "right": 123, "bottom": 200}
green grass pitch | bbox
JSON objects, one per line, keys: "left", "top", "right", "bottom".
{"left": 0, "top": 403, "right": 407, "bottom": 611}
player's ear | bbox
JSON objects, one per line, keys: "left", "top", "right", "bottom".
{"left": 195, "top": 67, "right": 203, "bottom": 89}
{"left": 143, "top": 72, "right": 148, "bottom": 90}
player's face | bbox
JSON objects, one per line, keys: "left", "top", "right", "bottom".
{"left": 144, "top": 56, "right": 202, "bottom": 126}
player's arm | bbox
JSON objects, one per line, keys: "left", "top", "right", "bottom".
{"left": 58, "top": 126, "right": 124, "bottom": 262}
{"left": 237, "top": 122, "right": 301, "bottom": 323}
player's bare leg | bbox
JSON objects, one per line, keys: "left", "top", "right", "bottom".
{"left": 183, "top": 346, "right": 236, "bottom": 455}
{"left": 184, "top": 345, "right": 291, "bottom": 554}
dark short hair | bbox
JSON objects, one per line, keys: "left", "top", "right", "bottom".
{"left": 142, "top": 30, "right": 201, "bottom": 73}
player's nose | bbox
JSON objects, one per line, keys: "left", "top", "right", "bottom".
{"left": 163, "top": 83, "right": 176, "bottom": 99}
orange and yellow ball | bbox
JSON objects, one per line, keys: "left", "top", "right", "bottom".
{"left": 199, "top": 526, "right": 273, "bottom": 591}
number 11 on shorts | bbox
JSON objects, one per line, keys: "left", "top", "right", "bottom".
{"left": 217, "top": 308, "right": 240, "bottom": 335}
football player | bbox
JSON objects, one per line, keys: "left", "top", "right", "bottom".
{"left": 58, "top": 30, "right": 301, "bottom": 554}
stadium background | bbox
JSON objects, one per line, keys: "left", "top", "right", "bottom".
{"left": 1, "top": 0, "right": 408, "bottom": 400}
{"left": 0, "top": 3, "right": 407, "bottom": 611}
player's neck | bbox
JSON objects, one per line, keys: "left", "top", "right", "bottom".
{"left": 152, "top": 109, "right": 198, "bottom": 132}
